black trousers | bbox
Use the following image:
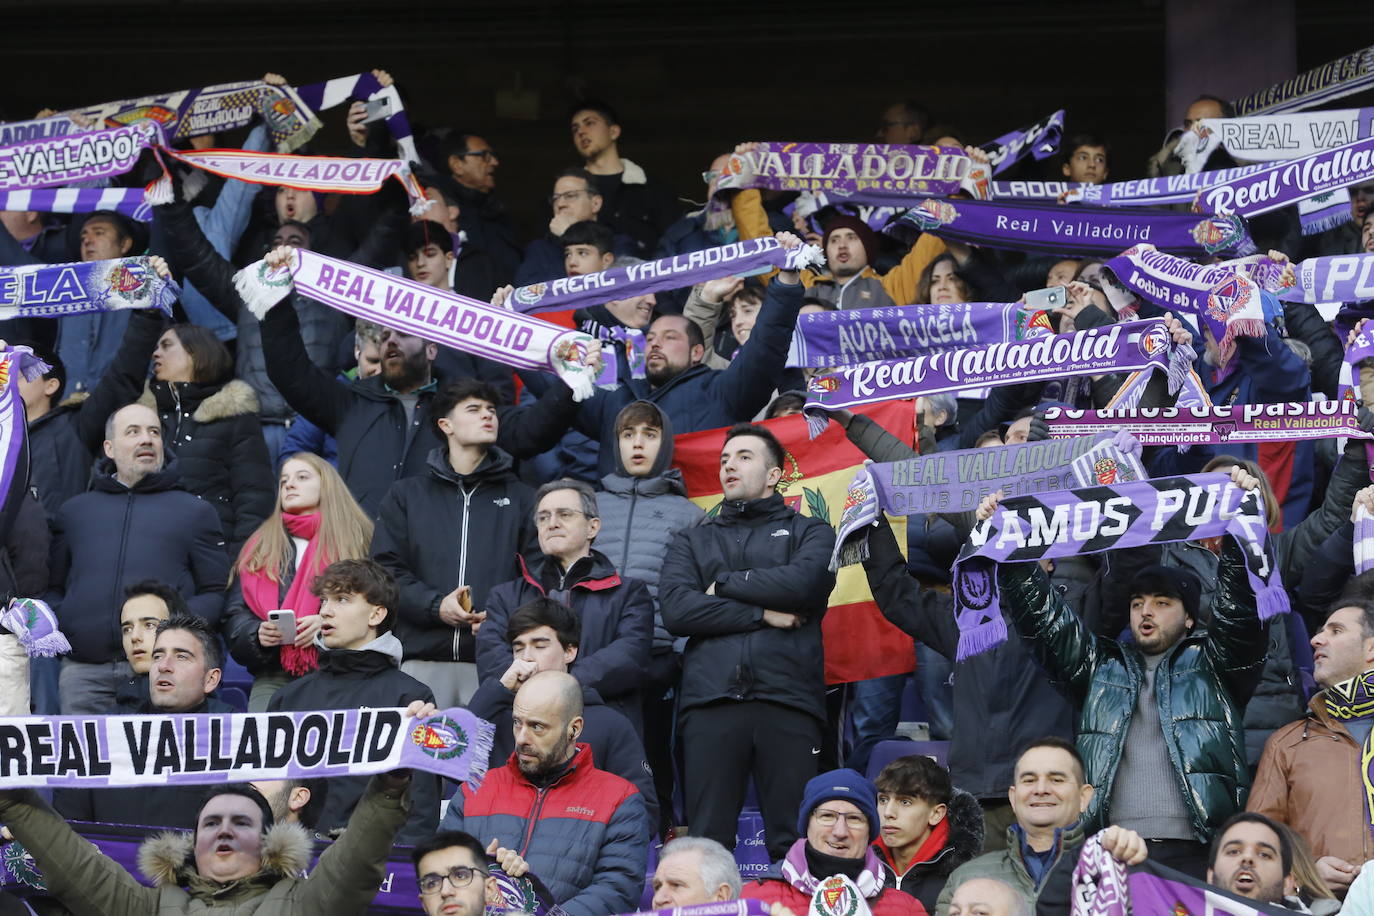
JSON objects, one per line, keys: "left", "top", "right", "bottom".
{"left": 679, "top": 699, "right": 822, "bottom": 861}
{"left": 1145, "top": 838, "right": 1209, "bottom": 880}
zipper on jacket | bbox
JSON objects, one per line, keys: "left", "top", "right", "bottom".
{"left": 456, "top": 484, "right": 474, "bottom": 662}
{"left": 520, "top": 786, "right": 550, "bottom": 856}
{"left": 111, "top": 490, "right": 136, "bottom": 650}
{"left": 620, "top": 483, "right": 638, "bottom": 574}
{"left": 169, "top": 384, "right": 184, "bottom": 442}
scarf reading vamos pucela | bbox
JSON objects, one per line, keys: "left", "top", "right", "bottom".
{"left": 787, "top": 302, "right": 1053, "bottom": 369}
{"left": 233, "top": 250, "right": 605, "bottom": 400}
{"left": 1193, "top": 135, "right": 1374, "bottom": 220}
{"left": 1100, "top": 245, "right": 1279, "bottom": 369}
{"left": 1232, "top": 43, "right": 1374, "bottom": 116}
{"left": 1042, "top": 400, "right": 1374, "bottom": 448}
{"left": 884, "top": 197, "right": 1251, "bottom": 258}
{"left": 952, "top": 474, "right": 1286, "bottom": 660}
{"left": 715, "top": 142, "right": 982, "bottom": 204}
{"left": 827, "top": 431, "right": 1145, "bottom": 570}
{"left": 979, "top": 110, "right": 1065, "bottom": 175}
{"left": 506, "top": 237, "right": 824, "bottom": 315}
{"left": 0, "top": 707, "right": 493, "bottom": 788}
{"left": 0, "top": 258, "right": 178, "bottom": 320}
{"left": 1180, "top": 108, "right": 1374, "bottom": 171}
{"left": 801, "top": 318, "right": 1189, "bottom": 437}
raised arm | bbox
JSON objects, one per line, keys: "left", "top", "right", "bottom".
{"left": 260, "top": 289, "right": 354, "bottom": 434}
{"left": 862, "top": 515, "right": 958, "bottom": 659}
{"left": 299, "top": 774, "right": 412, "bottom": 911}
{"left": 708, "top": 270, "right": 804, "bottom": 420}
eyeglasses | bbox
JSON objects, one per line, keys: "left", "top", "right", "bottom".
{"left": 702, "top": 169, "right": 722, "bottom": 185}
{"left": 460, "top": 149, "right": 496, "bottom": 160}
{"left": 549, "top": 189, "right": 590, "bottom": 205}
{"left": 811, "top": 809, "right": 869, "bottom": 830}
{"left": 418, "top": 865, "right": 488, "bottom": 895}
{"left": 534, "top": 507, "right": 591, "bottom": 527}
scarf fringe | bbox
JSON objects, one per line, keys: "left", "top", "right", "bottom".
{"left": 804, "top": 408, "right": 829, "bottom": 440}
{"left": 143, "top": 176, "right": 174, "bottom": 206}
{"left": 232, "top": 262, "right": 295, "bottom": 320}
{"left": 784, "top": 243, "right": 826, "bottom": 273}
{"left": 277, "top": 114, "right": 323, "bottom": 154}
{"left": 465, "top": 715, "right": 496, "bottom": 786}
{"left": 1256, "top": 585, "right": 1290, "bottom": 621}
{"left": 830, "top": 532, "right": 870, "bottom": 573}
{"left": 955, "top": 616, "right": 1007, "bottom": 662}
{"left": 1300, "top": 206, "right": 1352, "bottom": 236}
{"left": 23, "top": 631, "right": 72, "bottom": 658}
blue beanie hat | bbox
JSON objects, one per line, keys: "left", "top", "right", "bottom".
{"left": 796, "top": 768, "right": 880, "bottom": 839}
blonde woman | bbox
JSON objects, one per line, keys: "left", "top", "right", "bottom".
{"left": 224, "top": 452, "right": 373, "bottom": 710}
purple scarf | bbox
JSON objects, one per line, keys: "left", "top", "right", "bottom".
{"left": 0, "top": 187, "right": 150, "bottom": 222}
{"left": 778, "top": 839, "right": 885, "bottom": 899}
{"left": 508, "top": 237, "right": 822, "bottom": 315}
{"left": 885, "top": 197, "right": 1251, "bottom": 258}
{"left": 1069, "top": 833, "right": 1129, "bottom": 916}
{"left": 1043, "top": 401, "right": 1373, "bottom": 446}
{"left": 1340, "top": 323, "right": 1374, "bottom": 403}
{"left": 0, "top": 122, "right": 163, "bottom": 192}
{"left": 293, "top": 72, "right": 419, "bottom": 163}
{"left": 1232, "top": 43, "right": 1374, "bottom": 115}
{"left": 981, "top": 110, "right": 1065, "bottom": 175}
{"left": 0, "top": 707, "right": 493, "bottom": 788}
{"left": 1280, "top": 253, "right": 1374, "bottom": 304}
{"left": 0, "top": 257, "right": 178, "bottom": 319}
{"left": 717, "top": 142, "right": 972, "bottom": 205}
{"left": 1195, "top": 135, "right": 1374, "bottom": 218}
{"left": 802, "top": 319, "right": 1187, "bottom": 437}
{"left": 992, "top": 162, "right": 1272, "bottom": 205}
{"left": 787, "top": 302, "right": 1053, "bottom": 369}
{"left": 953, "top": 474, "right": 1286, "bottom": 660}
{"left": 828, "top": 432, "right": 1144, "bottom": 570}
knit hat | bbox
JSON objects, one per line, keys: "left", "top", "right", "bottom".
{"left": 821, "top": 215, "right": 879, "bottom": 268}
{"left": 797, "top": 768, "right": 880, "bottom": 838}
{"left": 1128, "top": 565, "right": 1202, "bottom": 622}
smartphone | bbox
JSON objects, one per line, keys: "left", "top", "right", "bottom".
{"left": 1024, "top": 285, "right": 1068, "bottom": 311}
{"left": 362, "top": 96, "right": 395, "bottom": 124}
{"left": 267, "top": 609, "right": 296, "bottom": 632}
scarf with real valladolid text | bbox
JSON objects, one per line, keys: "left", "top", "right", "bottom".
{"left": 951, "top": 474, "right": 1286, "bottom": 660}
{"left": 715, "top": 142, "right": 979, "bottom": 205}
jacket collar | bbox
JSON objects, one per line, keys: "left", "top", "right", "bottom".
{"left": 425, "top": 445, "right": 516, "bottom": 486}
{"left": 718, "top": 492, "right": 791, "bottom": 524}
{"left": 599, "top": 468, "right": 688, "bottom": 498}
{"left": 501, "top": 742, "right": 597, "bottom": 788}
{"left": 518, "top": 550, "right": 622, "bottom": 594}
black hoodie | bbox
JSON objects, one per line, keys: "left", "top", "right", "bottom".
{"left": 372, "top": 445, "right": 537, "bottom": 662}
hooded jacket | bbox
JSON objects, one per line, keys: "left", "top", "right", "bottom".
{"left": 595, "top": 401, "right": 705, "bottom": 649}
{"left": 260, "top": 300, "right": 579, "bottom": 516}
{"left": 874, "top": 789, "right": 986, "bottom": 913}
{"left": 49, "top": 460, "right": 229, "bottom": 663}
{"left": 267, "top": 633, "right": 439, "bottom": 844}
{"left": 136, "top": 378, "right": 276, "bottom": 556}
{"left": 439, "top": 743, "right": 648, "bottom": 916}
{"left": 1003, "top": 535, "right": 1270, "bottom": 841}
{"left": 0, "top": 774, "right": 409, "bottom": 916}
{"left": 477, "top": 551, "right": 654, "bottom": 728}
{"left": 372, "top": 446, "right": 537, "bottom": 662}
{"left": 660, "top": 492, "right": 837, "bottom": 722}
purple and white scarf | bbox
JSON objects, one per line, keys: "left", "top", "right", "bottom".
{"left": 953, "top": 474, "right": 1286, "bottom": 660}
{"left": 1279, "top": 253, "right": 1374, "bottom": 304}
{"left": 1356, "top": 506, "right": 1374, "bottom": 575}
{"left": 716, "top": 142, "right": 974, "bottom": 205}
{"left": 1102, "top": 245, "right": 1276, "bottom": 369}
{"left": 0, "top": 707, "right": 493, "bottom": 788}
{"left": 612, "top": 904, "right": 768, "bottom": 916}
{"left": 1181, "top": 108, "right": 1374, "bottom": 171}
{"left": 0, "top": 257, "right": 178, "bottom": 319}
{"left": 293, "top": 72, "right": 419, "bottom": 163}
{"left": 787, "top": 302, "right": 1053, "bottom": 369}
{"left": 0, "top": 122, "right": 163, "bottom": 192}
{"left": 885, "top": 197, "right": 1251, "bottom": 258}
{"left": 0, "top": 598, "right": 69, "bottom": 659}
{"left": 1069, "top": 833, "right": 1129, "bottom": 916}
{"left": 778, "top": 839, "right": 885, "bottom": 900}
{"left": 828, "top": 432, "right": 1144, "bottom": 570}
{"left": 507, "top": 237, "right": 823, "bottom": 315}
{"left": 0, "top": 187, "right": 150, "bottom": 222}
{"left": 1233, "top": 43, "right": 1374, "bottom": 116}
{"left": 802, "top": 319, "right": 1188, "bottom": 437}
{"left": 1042, "top": 401, "right": 1374, "bottom": 446}
{"left": 980, "top": 110, "right": 1065, "bottom": 175}
{"left": 1194, "top": 135, "right": 1374, "bottom": 220}
{"left": 994, "top": 162, "right": 1272, "bottom": 206}
{"left": 0, "top": 347, "right": 47, "bottom": 586}
{"left": 234, "top": 250, "right": 605, "bottom": 400}
{"left": 1339, "top": 322, "right": 1374, "bottom": 403}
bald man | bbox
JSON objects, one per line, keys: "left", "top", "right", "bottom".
{"left": 440, "top": 671, "right": 649, "bottom": 916}
{"left": 948, "top": 878, "right": 1030, "bottom": 916}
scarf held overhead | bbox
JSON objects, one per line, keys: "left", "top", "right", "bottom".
{"left": 1182, "top": 108, "right": 1374, "bottom": 171}
{"left": 802, "top": 319, "right": 1186, "bottom": 435}
{"left": 952, "top": 474, "right": 1286, "bottom": 659}
{"left": 233, "top": 250, "right": 604, "bottom": 400}
{"left": 0, "top": 257, "right": 178, "bottom": 320}
{"left": 1195, "top": 135, "right": 1374, "bottom": 219}
{"left": 980, "top": 110, "right": 1065, "bottom": 175}
{"left": 717, "top": 142, "right": 974, "bottom": 204}
{"left": 1232, "top": 43, "right": 1374, "bottom": 116}
{"left": 508, "top": 237, "right": 823, "bottom": 315}
{"left": 1042, "top": 401, "right": 1374, "bottom": 446}
{"left": 884, "top": 197, "right": 1251, "bottom": 258}
{"left": 0, "top": 707, "right": 494, "bottom": 788}
{"left": 787, "top": 302, "right": 1052, "bottom": 369}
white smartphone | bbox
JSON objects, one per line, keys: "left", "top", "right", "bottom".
{"left": 267, "top": 609, "right": 296, "bottom": 633}
{"left": 1024, "top": 285, "right": 1068, "bottom": 310}
{"left": 362, "top": 96, "right": 395, "bottom": 123}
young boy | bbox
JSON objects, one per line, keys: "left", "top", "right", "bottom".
{"left": 872, "top": 755, "right": 985, "bottom": 912}
{"left": 269, "top": 559, "right": 438, "bottom": 843}
{"left": 1061, "top": 133, "right": 1111, "bottom": 184}
{"left": 561, "top": 219, "right": 617, "bottom": 277}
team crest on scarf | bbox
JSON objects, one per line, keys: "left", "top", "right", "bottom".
{"left": 1019, "top": 309, "right": 1054, "bottom": 336}
{"left": 1206, "top": 276, "right": 1253, "bottom": 323}
{"left": 903, "top": 199, "right": 960, "bottom": 231}
{"left": 513, "top": 283, "right": 548, "bottom": 308}
{"left": 808, "top": 375, "right": 840, "bottom": 394}
{"left": 108, "top": 105, "right": 177, "bottom": 128}
{"left": 1093, "top": 457, "right": 1120, "bottom": 485}
{"left": 411, "top": 714, "right": 469, "bottom": 761}
{"left": 1137, "top": 323, "right": 1169, "bottom": 358}
{"left": 1190, "top": 213, "right": 1248, "bottom": 255}
{"left": 811, "top": 874, "right": 864, "bottom": 916}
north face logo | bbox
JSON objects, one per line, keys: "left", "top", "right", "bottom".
{"left": 492, "top": 497, "right": 511, "bottom": 507}
{"left": 771, "top": 529, "right": 790, "bottom": 538}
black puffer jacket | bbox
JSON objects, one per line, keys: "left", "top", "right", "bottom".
{"left": 261, "top": 301, "right": 580, "bottom": 516}
{"left": 48, "top": 460, "right": 229, "bottom": 663}
{"left": 372, "top": 446, "right": 536, "bottom": 662}
{"left": 659, "top": 493, "right": 837, "bottom": 723}
{"left": 138, "top": 379, "right": 275, "bottom": 556}
{"left": 876, "top": 788, "right": 986, "bottom": 913}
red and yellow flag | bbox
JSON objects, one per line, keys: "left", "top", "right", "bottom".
{"left": 671, "top": 401, "right": 916, "bottom": 685}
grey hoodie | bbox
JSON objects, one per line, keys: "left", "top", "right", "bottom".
{"left": 595, "top": 401, "right": 705, "bottom": 652}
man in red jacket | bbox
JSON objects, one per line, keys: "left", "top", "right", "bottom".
{"left": 741, "top": 769, "right": 928, "bottom": 916}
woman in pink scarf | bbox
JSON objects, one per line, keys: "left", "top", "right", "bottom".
{"left": 223, "top": 452, "right": 373, "bottom": 710}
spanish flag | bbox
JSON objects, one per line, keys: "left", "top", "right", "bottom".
{"left": 671, "top": 400, "right": 916, "bottom": 685}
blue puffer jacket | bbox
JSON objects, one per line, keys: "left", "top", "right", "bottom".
{"left": 439, "top": 744, "right": 648, "bottom": 916}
